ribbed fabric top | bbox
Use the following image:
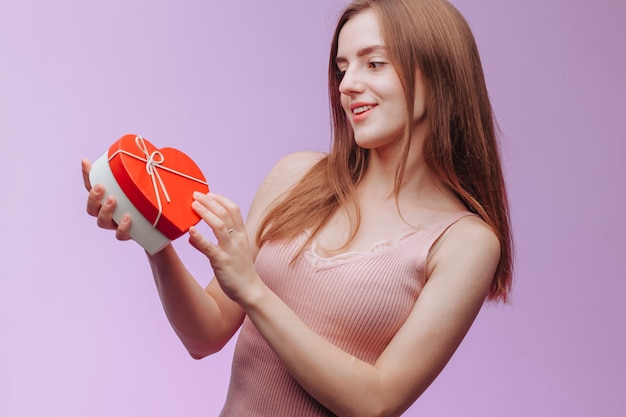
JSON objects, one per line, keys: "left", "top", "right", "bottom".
{"left": 219, "top": 212, "right": 473, "bottom": 417}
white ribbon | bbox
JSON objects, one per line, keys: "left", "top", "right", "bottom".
{"left": 108, "top": 136, "right": 208, "bottom": 228}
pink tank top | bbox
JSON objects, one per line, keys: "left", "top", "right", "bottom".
{"left": 219, "top": 212, "right": 474, "bottom": 416}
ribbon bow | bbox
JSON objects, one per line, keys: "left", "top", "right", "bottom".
{"left": 108, "top": 135, "right": 208, "bottom": 228}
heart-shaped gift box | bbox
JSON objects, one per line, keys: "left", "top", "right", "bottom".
{"left": 90, "top": 134, "right": 209, "bottom": 254}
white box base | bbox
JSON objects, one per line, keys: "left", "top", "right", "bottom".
{"left": 89, "top": 152, "right": 171, "bottom": 255}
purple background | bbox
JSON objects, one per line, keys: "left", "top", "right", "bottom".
{"left": 1, "top": 0, "right": 624, "bottom": 416}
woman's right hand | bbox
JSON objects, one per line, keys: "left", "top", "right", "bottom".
{"left": 82, "top": 158, "right": 132, "bottom": 241}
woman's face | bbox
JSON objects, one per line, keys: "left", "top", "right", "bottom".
{"left": 335, "top": 9, "right": 426, "bottom": 153}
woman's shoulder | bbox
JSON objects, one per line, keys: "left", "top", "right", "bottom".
{"left": 245, "top": 151, "right": 327, "bottom": 236}
{"left": 262, "top": 151, "right": 326, "bottom": 193}
{"left": 427, "top": 213, "right": 501, "bottom": 283}
{"left": 272, "top": 151, "right": 326, "bottom": 177}
{"left": 437, "top": 214, "right": 500, "bottom": 255}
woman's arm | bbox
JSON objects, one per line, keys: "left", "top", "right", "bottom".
{"left": 190, "top": 186, "right": 500, "bottom": 417}
{"left": 82, "top": 152, "right": 324, "bottom": 359}
{"left": 146, "top": 246, "right": 244, "bottom": 358}
{"left": 82, "top": 158, "right": 243, "bottom": 358}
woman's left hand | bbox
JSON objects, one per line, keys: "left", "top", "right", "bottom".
{"left": 188, "top": 192, "right": 262, "bottom": 304}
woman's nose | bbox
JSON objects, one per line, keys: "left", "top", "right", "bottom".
{"left": 339, "top": 68, "right": 365, "bottom": 95}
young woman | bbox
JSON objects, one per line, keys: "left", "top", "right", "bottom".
{"left": 82, "top": 0, "right": 512, "bottom": 415}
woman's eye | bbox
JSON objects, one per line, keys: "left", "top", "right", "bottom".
{"left": 336, "top": 68, "right": 346, "bottom": 80}
{"left": 368, "top": 61, "right": 386, "bottom": 70}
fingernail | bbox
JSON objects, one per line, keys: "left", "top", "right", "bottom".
{"left": 93, "top": 184, "right": 102, "bottom": 194}
{"left": 105, "top": 197, "right": 113, "bottom": 206}
{"left": 193, "top": 191, "right": 202, "bottom": 199}
{"left": 121, "top": 215, "right": 130, "bottom": 224}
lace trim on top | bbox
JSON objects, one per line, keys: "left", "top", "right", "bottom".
{"left": 302, "top": 230, "right": 419, "bottom": 268}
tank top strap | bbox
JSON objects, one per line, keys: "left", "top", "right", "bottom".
{"left": 418, "top": 211, "right": 477, "bottom": 258}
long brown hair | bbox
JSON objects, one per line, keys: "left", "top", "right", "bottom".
{"left": 257, "top": 0, "right": 513, "bottom": 302}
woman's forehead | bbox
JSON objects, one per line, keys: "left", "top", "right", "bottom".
{"left": 336, "top": 9, "right": 384, "bottom": 56}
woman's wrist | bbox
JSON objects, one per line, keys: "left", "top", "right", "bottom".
{"left": 236, "top": 275, "right": 271, "bottom": 313}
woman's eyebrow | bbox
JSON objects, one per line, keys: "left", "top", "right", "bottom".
{"left": 335, "top": 45, "right": 387, "bottom": 65}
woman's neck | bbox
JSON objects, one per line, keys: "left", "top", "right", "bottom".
{"left": 359, "top": 149, "right": 461, "bottom": 213}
